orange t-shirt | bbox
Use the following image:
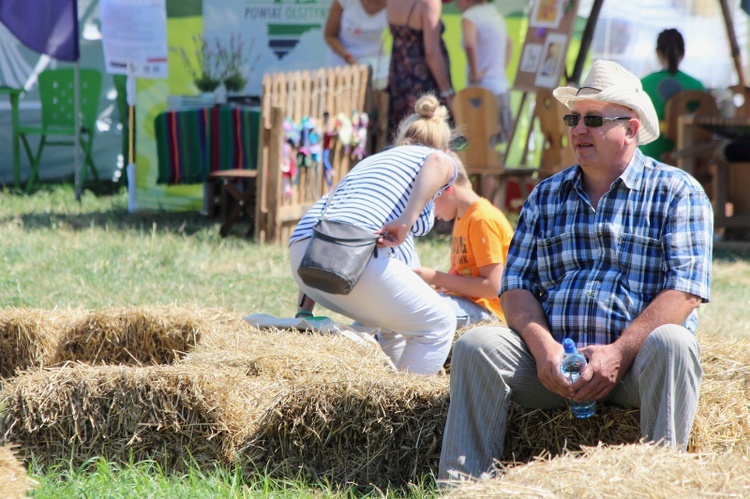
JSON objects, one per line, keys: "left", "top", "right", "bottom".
{"left": 447, "top": 198, "right": 514, "bottom": 321}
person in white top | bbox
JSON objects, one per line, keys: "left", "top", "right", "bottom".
{"left": 457, "top": 0, "right": 513, "bottom": 143}
{"left": 324, "top": 0, "right": 390, "bottom": 90}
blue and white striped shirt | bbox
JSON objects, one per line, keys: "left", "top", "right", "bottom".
{"left": 500, "top": 149, "right": 713, "bottom": 347}
{"left": 289, "top": 145, "right": 456, "bottom": 266}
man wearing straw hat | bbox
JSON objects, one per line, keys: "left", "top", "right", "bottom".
{"left": 439, "top": 59, "right": 713, "bottom": 481}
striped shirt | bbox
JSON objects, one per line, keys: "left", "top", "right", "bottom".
{"left": 289, "top": 145, "right": 457, "bottom": 266}
{"left": 499, "top": 149, "right": 713, "bottom": 347}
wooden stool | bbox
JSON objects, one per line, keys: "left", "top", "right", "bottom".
{"left": 208, "top": 169, "right": 258, "bottom": 237}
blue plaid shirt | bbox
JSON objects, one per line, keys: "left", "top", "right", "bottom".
{"left": 500, "top": 150, "right": 712, "bottom": 347}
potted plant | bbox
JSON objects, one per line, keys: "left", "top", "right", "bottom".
{"left": 219, "top": 34, "right": 250, "bottom": 94}
{"left": 174, "top": 35, "right": 226, "bottom": 94}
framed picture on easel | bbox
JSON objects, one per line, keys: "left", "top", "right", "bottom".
{"left": 535, "top": 33, "right": 568, "bottom": 88}
{"left": 503, "top": 0, "right": 579, "bottom": 174}
{"left": 529, "top": 0, "right": 565, "bottom": 29}
{"left": 513, "top": 0, "right": 578, "bottom": 92}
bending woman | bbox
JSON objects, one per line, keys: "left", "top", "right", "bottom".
{"left": 289, "top": 94, "right": 458, "bottom": 375}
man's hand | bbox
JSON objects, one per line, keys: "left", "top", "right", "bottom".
{"left": 535, "top": 342, "right": 623, "bottom": 403}
{"left": 571, "top": 343, "right": 627, "bottom": 402}
{"left": 536, "top": 344, "right": 573, "bottom": 397}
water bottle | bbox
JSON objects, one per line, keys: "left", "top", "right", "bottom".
{"left": 560, "top": 338, "right": 596, "bottom": 418}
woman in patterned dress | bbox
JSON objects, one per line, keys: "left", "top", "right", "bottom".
{"left": 386, "top": 0, "right": 454, "bottom": 140}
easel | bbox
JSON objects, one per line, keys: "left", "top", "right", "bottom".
{"left": 503, "top": 0, "right": 604, "bottom": 177}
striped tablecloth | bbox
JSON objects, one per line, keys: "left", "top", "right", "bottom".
{"left": 155, "top": 105, "right": 260, "bottom": 185}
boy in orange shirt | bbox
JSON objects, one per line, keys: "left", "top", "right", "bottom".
{"left": 413, "top": 155, "right": 514, "bottom": 327}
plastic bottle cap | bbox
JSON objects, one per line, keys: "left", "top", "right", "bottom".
{"left": 562, "top": 338, "right": 576, "bottom": 354}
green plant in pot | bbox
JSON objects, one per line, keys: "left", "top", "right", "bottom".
{"left": 219, "top": 34, "right": 261, "bottom": 94}
{"left": 223, "top": 72, "right": 247, "bottom": 94}
{"left": 174, "top": 34, "right": 226, "bottom": 93}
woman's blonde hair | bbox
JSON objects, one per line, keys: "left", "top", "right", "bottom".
{"left": 393, "top": 94, "right": 455, "bottom": 150}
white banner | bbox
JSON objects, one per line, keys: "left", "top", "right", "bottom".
{"left": 100, "top": 0, "right": 168, "bottom": 79}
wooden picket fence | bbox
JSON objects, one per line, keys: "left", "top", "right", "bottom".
{"left": 254, "top": 64, "right": 374, "bottom": 244}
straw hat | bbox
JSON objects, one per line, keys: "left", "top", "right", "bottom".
{"left": 552, "top": 59, "right": 659, "bottom": 145}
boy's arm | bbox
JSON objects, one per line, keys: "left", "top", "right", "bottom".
{"left": 414, "top": 263, "right": 503, "bottom": 299}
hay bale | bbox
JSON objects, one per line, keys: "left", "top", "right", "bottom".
{"left": 690, "top": 334, "right": 750, "bottom": 455}
{"left": 244, "top": 373, "right": 449, "bottom": 489}
{"left": 0, "top": 445, "right": 36, "bottom": 498}
{"left": 0, "top": 308, "right": 78, "bottom": 379}
{"left": 183, "top": 326, "right": 395, "bottom": 381}
{"left": 0, "top": 364, "right": 288, "bottom": 472}
{"left": 446, "top": 444, "right": 750, "bottom": 498}
{"left": 54, "top": 306, "right": 208, "bottom": 366}
{"left": 503, "top": 404, "right": 641, "bottom": 463}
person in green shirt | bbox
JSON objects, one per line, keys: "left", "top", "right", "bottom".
{"left": 640, "top": 28, "right": 705, "bottom": 162}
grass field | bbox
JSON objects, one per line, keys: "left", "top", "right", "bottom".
{"left": 1, "top": 184, "right": 747, "bottom": 497}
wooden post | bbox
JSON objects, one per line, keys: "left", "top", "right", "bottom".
{"left": 718, "top": 0, "right": 747, "bottom": 88}
{"left": 570, "top": 0, "right": 605, "bottom": 85}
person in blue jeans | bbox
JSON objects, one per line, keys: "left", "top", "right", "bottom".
{"left": 439, "top": 59, "right": 712, "bottom": 481}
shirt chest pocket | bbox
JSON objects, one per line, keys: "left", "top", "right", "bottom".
{"left": 537, "top": 233, "right": 583, "bottom": 290}
{"left": 618, "top": 233, "right": 665, "bottom": 296}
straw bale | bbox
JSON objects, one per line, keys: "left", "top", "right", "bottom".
{"left": 503, "top": 403, "right": 641, "bottom": 463}
{"left": 0, "top": 308, "right": 80, "bottom": 379}
{"left": 54, "top": 306, "right": 208, "bottom": 366}
{"left": 690, "top": 334, "right": 750, "bottom": 455}
{"left": 0, "top": 364, "right": 288, "bottom": 472}
{"left": 0, "top": 445, "right": 36, "bottom": 498}
{"left": 183, "top": 326, "right": 395, "bottom": 381}
{"left": 445, "top": 444, "right": 750, "bottom": 498}
{"left": 244, "top": 373, "right": 450, "bottom": 489}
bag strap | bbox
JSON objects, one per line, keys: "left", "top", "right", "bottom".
{"left": 319, "top": 174, "right": 345, "bottom": 220}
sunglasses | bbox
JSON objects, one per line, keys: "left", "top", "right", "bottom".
{"left": 450, "top": 135, "right": 468, "bottom": 151}
{"left": 563, "top": 114, "right": 632, "bottom": 127}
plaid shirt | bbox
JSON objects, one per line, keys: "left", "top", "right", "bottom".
{"left": 500, "top": 150, "right": 713, "bottom": 347}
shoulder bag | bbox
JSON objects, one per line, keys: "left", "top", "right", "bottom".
{"left": 297, "top": 184, "right": 380, "bottom": 295}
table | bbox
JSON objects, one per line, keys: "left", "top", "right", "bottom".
{"left": 677, "top": 114, "right": 750, "bottom": 230}
{"left": 206, "top": 169, "right": 258, "bottom": 237}
{"left": 0, "top": 86, "right": 24, "bottom": 190}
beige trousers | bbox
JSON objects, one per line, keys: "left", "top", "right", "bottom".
{"left": 438, "top": 324, "right": 702, "bottom": 480}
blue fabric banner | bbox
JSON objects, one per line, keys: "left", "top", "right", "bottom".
{"left": 0, "top": 0, "right": 79, "bottom": 61}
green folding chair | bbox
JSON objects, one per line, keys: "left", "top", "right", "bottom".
{"left": 18, "top": 67, "right": 102, "bottom": 193}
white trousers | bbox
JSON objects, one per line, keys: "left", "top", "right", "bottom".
{"left": 438, "top": 324, "right": 703, "bottom": 480}
{"left": 290, "top": 239, "right": 456, "bottom": 375}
